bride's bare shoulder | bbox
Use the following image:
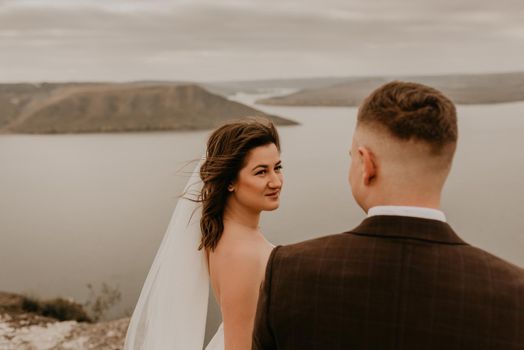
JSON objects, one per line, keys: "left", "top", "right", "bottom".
{"left": 210, "top": 235, "right": 266, "bottom": 269}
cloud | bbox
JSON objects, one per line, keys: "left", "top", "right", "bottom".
{"left": 0, "top": 0, "right": 523, "bottom": 81}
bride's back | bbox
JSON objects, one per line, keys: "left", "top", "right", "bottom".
{"left": 208, "top": 225, "right": 274, "bottom": 305}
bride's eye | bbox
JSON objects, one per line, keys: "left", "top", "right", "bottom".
{"left": 256, "top": 170, "right": 267, "bottom": 175}
{"left": 275, "top": 165, "right": 283, "bottom": 172}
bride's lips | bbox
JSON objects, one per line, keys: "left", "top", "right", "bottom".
{"left": 265, "top": 191, "right": 280, "bottom": 198}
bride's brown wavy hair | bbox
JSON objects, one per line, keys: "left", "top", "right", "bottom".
{"left": 198, "top": 117, "right": 280, "bottom": 251}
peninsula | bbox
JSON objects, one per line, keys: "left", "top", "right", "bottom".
{"left": 0, "top": 83, "right": 296, "bottom": 134}
{"left": 253, "top": 72, "right": 524, "bottom": 106}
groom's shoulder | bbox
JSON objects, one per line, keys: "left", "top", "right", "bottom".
{"left": 272, "top": 231, "right": 353, "bottom": 262}
{"left": 463, "top": 244, "right": 524, "bottom": 279}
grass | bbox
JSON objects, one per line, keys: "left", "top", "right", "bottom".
{"left": 18, "top": 282, "right": 122, "bottom": 323}
{"left": 21, "top": 295, "right": 92, "bottom": 322}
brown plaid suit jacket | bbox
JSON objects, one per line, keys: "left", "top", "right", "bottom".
{"left": 252, "top": 215, "right": 524, "bottom": 349}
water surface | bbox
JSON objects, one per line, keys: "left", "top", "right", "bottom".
{"left": 1, "top": 94, "right": 523, "bottom": 341}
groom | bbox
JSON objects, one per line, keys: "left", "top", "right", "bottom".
{"left": 252, "top": 81, "right": 524, "bottom": 349}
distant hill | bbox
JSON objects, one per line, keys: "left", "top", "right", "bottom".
{"left": 0, "top": 83, "right": 296, "bottom": 134}
{"left": 252, "top": 72, "right": 524, "bottom": 106}
{"left": 202, "top": 77, "right": 351, "bottom": 96}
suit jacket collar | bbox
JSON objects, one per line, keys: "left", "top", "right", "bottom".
{"left": 350, "top": 215, "right": 467, "bottom": 245}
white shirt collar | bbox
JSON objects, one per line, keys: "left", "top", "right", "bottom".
{"left": 367, "top": 205, "right": 447, "bottom": 222}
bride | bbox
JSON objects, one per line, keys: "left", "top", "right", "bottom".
{"left": 124, "top": 118, "right": 284, "bottom": 350}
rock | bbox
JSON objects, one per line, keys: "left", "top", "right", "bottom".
{"left": 0, "top": 313, "right": 130, "bottom": 350}
{"left": 0, "top": 291, "right": 130, "bottom": 349}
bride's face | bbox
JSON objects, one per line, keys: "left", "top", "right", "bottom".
{"left": 230, "top": 143, "right": 283, "bottom": 212}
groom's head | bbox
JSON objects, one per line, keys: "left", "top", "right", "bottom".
{"left": 349, "top": 81, "right": 458, "bottom": 212}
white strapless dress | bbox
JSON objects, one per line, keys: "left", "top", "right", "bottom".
{"left": 205, "top": 323, "right": 224, "bottom": 350}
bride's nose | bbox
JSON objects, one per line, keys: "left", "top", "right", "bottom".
{"left": 268, "top": 173, "right": 282, "bottom": 189}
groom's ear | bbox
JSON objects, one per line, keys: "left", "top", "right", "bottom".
{"left": 358, "top": 146, "right": 377, "bottom": 186}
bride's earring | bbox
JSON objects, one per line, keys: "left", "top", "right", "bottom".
{"left": 228, "top": 184, "right": 235, "bottom": 192}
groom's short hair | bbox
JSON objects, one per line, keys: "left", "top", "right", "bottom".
{"left": 357, "top": 81, "right": 457, "bottom": 155}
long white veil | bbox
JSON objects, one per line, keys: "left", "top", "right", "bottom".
{"left": 124, "top": 160, "right": 210, "bottom": 350}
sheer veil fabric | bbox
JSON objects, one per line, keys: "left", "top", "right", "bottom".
{"left": 124, "top": 160, "right": 224, "bottom": 350}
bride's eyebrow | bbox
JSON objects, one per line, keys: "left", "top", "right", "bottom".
{"left": 252, "top": 165, "right": 268, "bottom": 171}
{"left": 252, "top": 160, "right": 282, "bottom": 171}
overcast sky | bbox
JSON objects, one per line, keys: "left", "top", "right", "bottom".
{"left": 1, "top": 0, "right": 523, "bottom": 82}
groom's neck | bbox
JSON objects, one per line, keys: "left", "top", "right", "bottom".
{"left": 362, "top": 190, "right": 443, "bottom": 213}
